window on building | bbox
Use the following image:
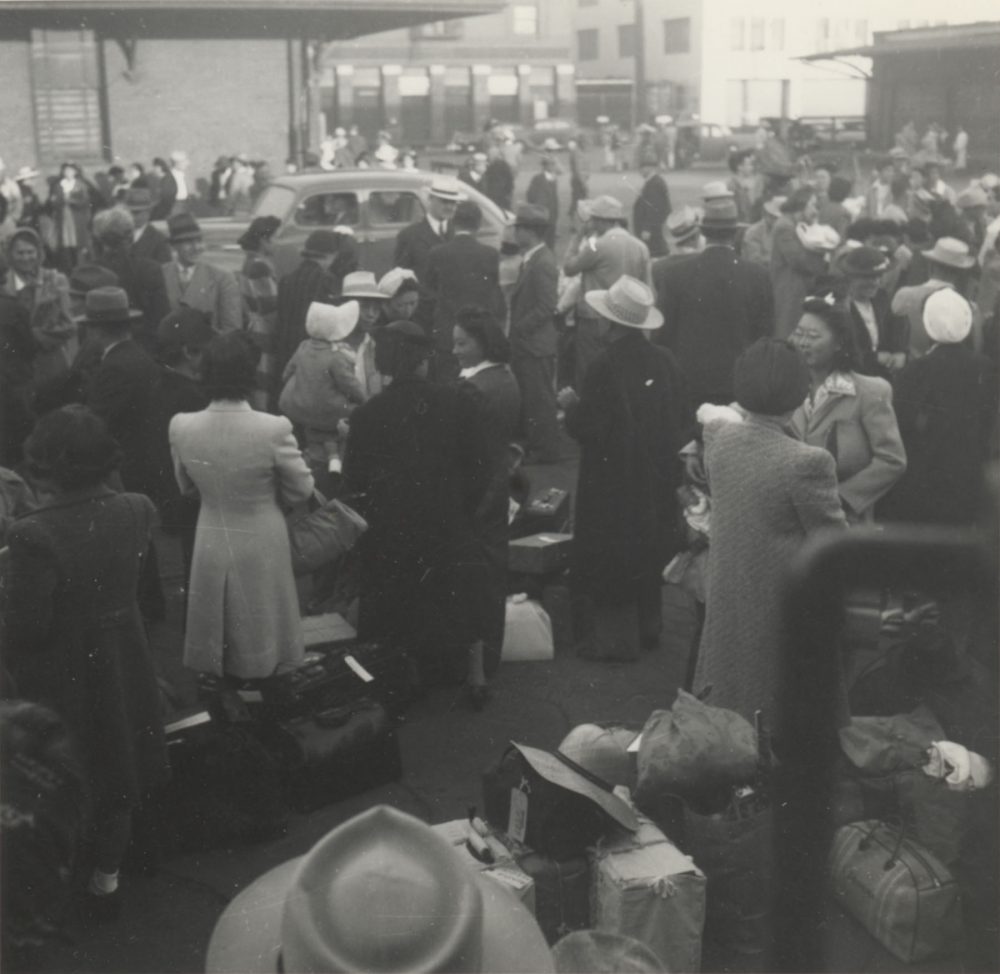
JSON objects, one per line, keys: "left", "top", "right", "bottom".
{"left": 409, "top": 19, "right": 463, "bottom": 40}
{"left": 770, "top": 18, "right": 785, "bottom": 51}
{"left": 618, "top": 23, "right": 636, "bottom": 57}
{"left": 750, "top": 17, "right": 765, "bottom": 51}
{"left": 663, "top": 17, "right": 690, "bottom": 54}
{"left": 578, "top": 28, "right": 599, "bottom": 60}
{"left": 295, "top": 192, "right": 359, "bottom": 228}
{"left": 731, "top": 18, "right": 745, "bottom": 51}
{"left": 30, "top": 29, "right": 105, "bottom": 168}
{"left": 512, "top": 3, "right": 539, "bottom": 36}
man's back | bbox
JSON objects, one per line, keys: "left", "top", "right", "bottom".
{"left": 653, "top": 245, "right": 773, "bottom": 407}
{"left": 425, "top": 236, "right": 504, "bottom": 347}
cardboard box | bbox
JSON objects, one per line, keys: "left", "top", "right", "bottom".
{"left": 508, "top": 532, "right": 573, "bottom": 575}
{"left": 432, "top": 820, "right": 536, "bottom": 914}
{"left": 590, "top": 812, "right": 706, "bottom": 973}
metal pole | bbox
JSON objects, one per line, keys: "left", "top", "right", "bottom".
{"left": 633, "top": 0, "right": 645, "bottom": 128}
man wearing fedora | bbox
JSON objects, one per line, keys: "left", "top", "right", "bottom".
{"left": 563, "top": 194, "right": 650, "bottom": 389}
{"left": 124, "top": 187, "right": 172, "bottom": 265}
{"left": 509, "top": 203, "right": 562, "bottom": 464}
{"left": 526, "top": 155, "right": 560, "bottom": 249}
{"left": 839, "top": 245, "right": 908, "bottom": 377}
{"left": 653, "top": 197, "right": 773, "bottom": 412}
{"left": 891, "top": 236, "right": 977, "bottom": 359}
{"left": 162, "top": 213, "right": 241, "bottom": 335}
{"left": 662, "top": 206, "right": 704, "bottom": 264}
{"left": 559, "top": 276, "right": 687, "bottom": 659}
{"left": 633, "top": 149, "right": 671, "bottom": 258}
{"left": 394, "top": 177, "right": 459, "bottom": 286}
{"left": 273, "top": 229, "right": 342, "bottom": 407}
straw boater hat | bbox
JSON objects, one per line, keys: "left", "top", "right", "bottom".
{"left": 206, "top": 806, "right": 554, "bottom": 974}
{"left": 923, "top": 288, "right": 972, "bottom": 345}
{"left": 75, "top": 286, "right": 142, "bottom": 327}
{"left": 924, "top": 237, "right": 976, "bottom": 270}
{"left": 700, "top": 198, "right": 741, "bottom": 231}
{"left": 340, "top": 270, "right": 387, "bottom": 300}
{"left": 584, "top": 275, "right": 663, "bottom": 333}
{"left": 14, "top": 166, "right": 40, "bottom": 183}
{"left": 427, "top": 175, "right": 463, "bottom": 202}
{"left": 666, "top": 205, "right": 702, "bottom": 244}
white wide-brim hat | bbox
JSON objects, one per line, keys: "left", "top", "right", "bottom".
{"left": 428, "top": 175, "right": 464, "bottom": 202}
{"left": 584, "top": 275, "right": 664, "bottom": 331}
{"left": 305, "top": 300, "right": 359, "bottom": 343}
{"left": 924, "top": 236, "right": 976, "bottom": 270}
{"left": 923, "top": 287, "right": 972, "bottom": 345}
{"left": 340, "top": 270, "right": 387, "bottom": 300}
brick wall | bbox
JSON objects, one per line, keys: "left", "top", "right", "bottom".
{"left": 0, "top": 39, "right": 42, "bottom": 172}
{"left": 102, "top": 37, "right": 291, "bottom": 194}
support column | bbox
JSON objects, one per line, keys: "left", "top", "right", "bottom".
{"left": 335, "top": 64, "right": 354, "bottom": 130}
{"left": 429, "top": 64, "right": 446, "bottom": 144}
{"left": 382, "top": 64, "right": 401, "bottom": 132}
{"left": 471, "top": 64, "right": 491, "bottom": 133}
{"left": 517, "top": 63, "right": 533, "bottom": 126}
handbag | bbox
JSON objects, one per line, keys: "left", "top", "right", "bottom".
{"left": 286, "top": 492, "right": 366, "bottom": 575}
{"left": 828, "top": 819, "right": 962, "bottom": 963}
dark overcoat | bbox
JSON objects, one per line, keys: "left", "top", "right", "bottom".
{"left": 3, "top": 488, "right": 169, "bottom": 805}
{"left": 881, "top": 344, "right": 998, "bottom": 525}
{"left": 98, "top": 251, "right": 171, "bottom": 351}
{"left": 632, "top": 172, "right": 671, "bottom": 257}
{"left": 132, "top": 223, "right": 173, "bottom": 265}
{"left": 847, "top": 289, "right": 908, "bottom": 378}
{"left": 343, "top": 376, "right": 491, "bottom": 680}
{"left": 393, "top": 217, "right": 449, "bottom": 286}
{"left": 565, "top": 331, "right": 688, "bottom": 603}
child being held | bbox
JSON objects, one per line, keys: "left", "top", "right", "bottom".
{"left": 279, "top": 300, "right": 366, "bottom": 478}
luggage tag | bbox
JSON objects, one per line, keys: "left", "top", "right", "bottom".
{"left": 344, "top": 654, "right": 374, "bottom": 683}
{"left": 508, "top": 777, "right": 530, "bottom": 844}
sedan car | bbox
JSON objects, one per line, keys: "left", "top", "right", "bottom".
{"left": 195, "top": 168, "right": 508, "bottom": 279}
{"left": 674, "top": 121, "right": 758, "bottom": 168}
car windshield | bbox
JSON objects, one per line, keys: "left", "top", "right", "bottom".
{"left": 249, "top": 184, "right": 296, "bottom": 222}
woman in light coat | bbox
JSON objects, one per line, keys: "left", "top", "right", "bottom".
{"left": 169, "top": 333, "right": 314, "bottom": 680}
{"left": 790, "top": 295, "right": 907, "bottom": 523}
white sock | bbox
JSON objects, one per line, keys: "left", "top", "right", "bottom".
{"left": 88, "top": 869, "right": 119, "bottom": 896}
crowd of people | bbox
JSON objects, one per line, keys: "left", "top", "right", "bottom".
{"left": 0, "top": 123, "right": 997, "bottom": 948}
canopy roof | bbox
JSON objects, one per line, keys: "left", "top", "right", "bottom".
{"left": 799, "top": 20, "right": 1000, "bottom": 61}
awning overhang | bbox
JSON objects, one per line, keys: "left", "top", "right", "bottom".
{"left": 0, "top": 0, "right": 503, "bottom": 40}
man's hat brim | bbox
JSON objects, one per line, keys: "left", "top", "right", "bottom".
{"left": 76, "top": 309, "right": 143, "bottom": 326}
{"left": 205, "top": 856, "right": 554, "bottom": 974}
{"left": 512, "top": 742, "right": 641, "bottom": 827}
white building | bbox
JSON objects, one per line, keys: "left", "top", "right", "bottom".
{"left": 573, "top": 0, "right": 1000, "bottom": 127}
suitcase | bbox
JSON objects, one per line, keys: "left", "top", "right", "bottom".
{"left": 508, "top": 533, "right": 573, "bottom": 576}
{"left": 828, "top": 819, "right": 962, "bottom": 963}
{"left": 590, "top": 812, "right": 706, "bottom": 974}
{"left": 262, "top": 699, "right": 402, "bottom": 813}
{"left": 261, "top": 640, "right": 414, "bottom": 718}
{"left": 515, "top": 851, "right": 590, "bottom": 944}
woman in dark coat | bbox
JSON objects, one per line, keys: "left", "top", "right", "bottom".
{"left": 3, "top": 406, "right": 168, "bottom": 916}
{"left": 453, "top": 306, "right": 521, "bottom": 684}
{"left": 880, "top": 288, "right": 998, "bottom": 525}
{"left": 149, "top": 157, "right": 177, "bottom": 221}
{"left": 343, "top": 320, "right": 492, "bottom": 700}
{"left": 560, "top": 276, "right": 689, "bottom": 659}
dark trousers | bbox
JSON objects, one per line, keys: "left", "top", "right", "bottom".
{"left": 574, "top": 316, "right": 606, "bottom": 390}
{"left": 511, "top": 353, "right": 561, "bottom": 462}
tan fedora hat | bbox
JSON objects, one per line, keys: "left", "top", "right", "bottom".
{"left": 340, "top": 270, "right": 388, "bottom": 300}
{"left": 924, "top": 236, "right": 975, "bottom": 270}
{"left": 206, "top": 806, "right": 553, "bottom": 974}
{"left": 584, "top": 275, "right": 663, "bottom": 331}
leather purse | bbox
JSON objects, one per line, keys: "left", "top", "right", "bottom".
{"left": 828, "top": 819, "right": 962, "bottom": 963}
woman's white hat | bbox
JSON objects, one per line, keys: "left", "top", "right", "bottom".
{"left": 796, "top": 222, "right": 841, "bottom": 252}
{"left": 584, "top": 275, "right": 664, "bottom": 331}
{"left": 923, "top": 288, "right": 972, "bottom": 345}
{"left": 377, "top": 266, "right": 418, "bottom": 299}
{"left": 305, "top": 300, "right": 359, "bottom": 342}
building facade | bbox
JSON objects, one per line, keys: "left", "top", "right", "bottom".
{"left": 571, "top": 0, "right": 1000, "bottom": 129}
{"left": 318, "top": 0, "right": 574, "bottom": 145}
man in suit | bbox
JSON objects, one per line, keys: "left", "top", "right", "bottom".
{"left": 509, "top": 204, "right": 561, "bottom": 463}
{"left": 632, "top": 150, "right": 671, "bottom": 257}
{"left": 526, "top": 155, "right": 559, "bottom": 249}
{"left": 126, "top": 187, "right": 172, "bottom": 264}
{"left": 162, "top": 213, "right": 242, "bottom": 335}
{"left": 81, "top": 286, "right": 167, "bottom": 620}
{"left": 839, "top": 246, "right": 908, "bottom": 378}
{"left": 394, "top": 176, "right": 460, "bottom": 285}
{"left": 424, "top": 200, "right": 505, "bottom": 383}
{"left": 653, "top": 198, "right": 773, "bottom": 412}
{"left": 90, "top": 206, "right": 170, "bottom": 353}
{"left": 272, "top": 229, "right": 343, "bottom": 409}
{"left": 563, "top": 194, "right": 650, "bottom": 388}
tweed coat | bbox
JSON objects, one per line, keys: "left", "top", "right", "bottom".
{"left": 694, "top": 417, "right": 846, "bottom": 723}
{"left": 3, "top": 267, "right": 76, "bottom": 387}
{"left": 790, "top": 371, "right": 907, "bottom": 521}
{"left": 653, "top": 244, "right": 774, "bottom": 410}
{"left": 4, "top": 487, "right": 169, "bottom": 805}
{"left": 163, "top": 260, "right": 242, "bottom": 334}
{"left": 169, "top": 402, "right": 314, "bottom": 678}
{"left": 770, "top": 216, "right": 828, "bottom": 338}
{"left": 564, "top": 226, "right": 651, "bottom": 318}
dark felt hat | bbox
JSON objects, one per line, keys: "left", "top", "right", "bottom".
{"left": 76, "top": 286, "right": 142, "bottom": 327}
{"left": 513, "top": 203, "right": 550, "bottom": 230}
{"left": 157, "top": 306, "right": 214, "bottom": 350}
{"left": 838, "top": 245, "right": 893, "bottom": 278}
{"left": 301, "top": 229, "right": 340, "bottom": 258}
{"left": 124, "top": 186, "right": 154, "bottom": 210}
{"left": 69, "top": 263, "right": 119, "bottom": 296}
{"left": 734, "top": 337, "right": 809, "bottom": 416}
{"left": 167, "top": 212, "right": 202, "bottom": 242}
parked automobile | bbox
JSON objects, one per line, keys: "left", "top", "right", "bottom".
{"left": 192, "top": 169, "right": 509, "bottom": 279}
{"left": 674, "top": 121, "right": 758, "bottom": 168}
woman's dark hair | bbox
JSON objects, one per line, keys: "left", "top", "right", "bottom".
{"left": 733, "top": 338, "right": 810, "bottom": 416}
{"left": 200, "top": 332, "right": 260, "bottom": 401}
{"left": 392, "top": 278, "right": 420, "bottom": 298}
{"left": 24, "top": 405, "right": 122, "bottom": 490}
{"left": 152, "top": 156, "right": 169, "bottom": 174}
{"left": 59, "top": 162, "right": 80, "bottom": 179}
{"left": 800, "top": 295, "right": 862, "bottom": 372}
{"left": 374, "top": 320, "right": 432, "bottom": 378}
{"left": 828, "top": 175, "right": 852, "bottom": 204}
{"left": 237, "top": 215, "right": 281, "bottom": 253}
{"left": 454, "top": 306, "right": 510, "bottom": 364}
{"left": 727, "top": 148, "right": 754, "bottom": 174}
{"left": 845, "top": 217, "right": 874, "bottom": 243}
